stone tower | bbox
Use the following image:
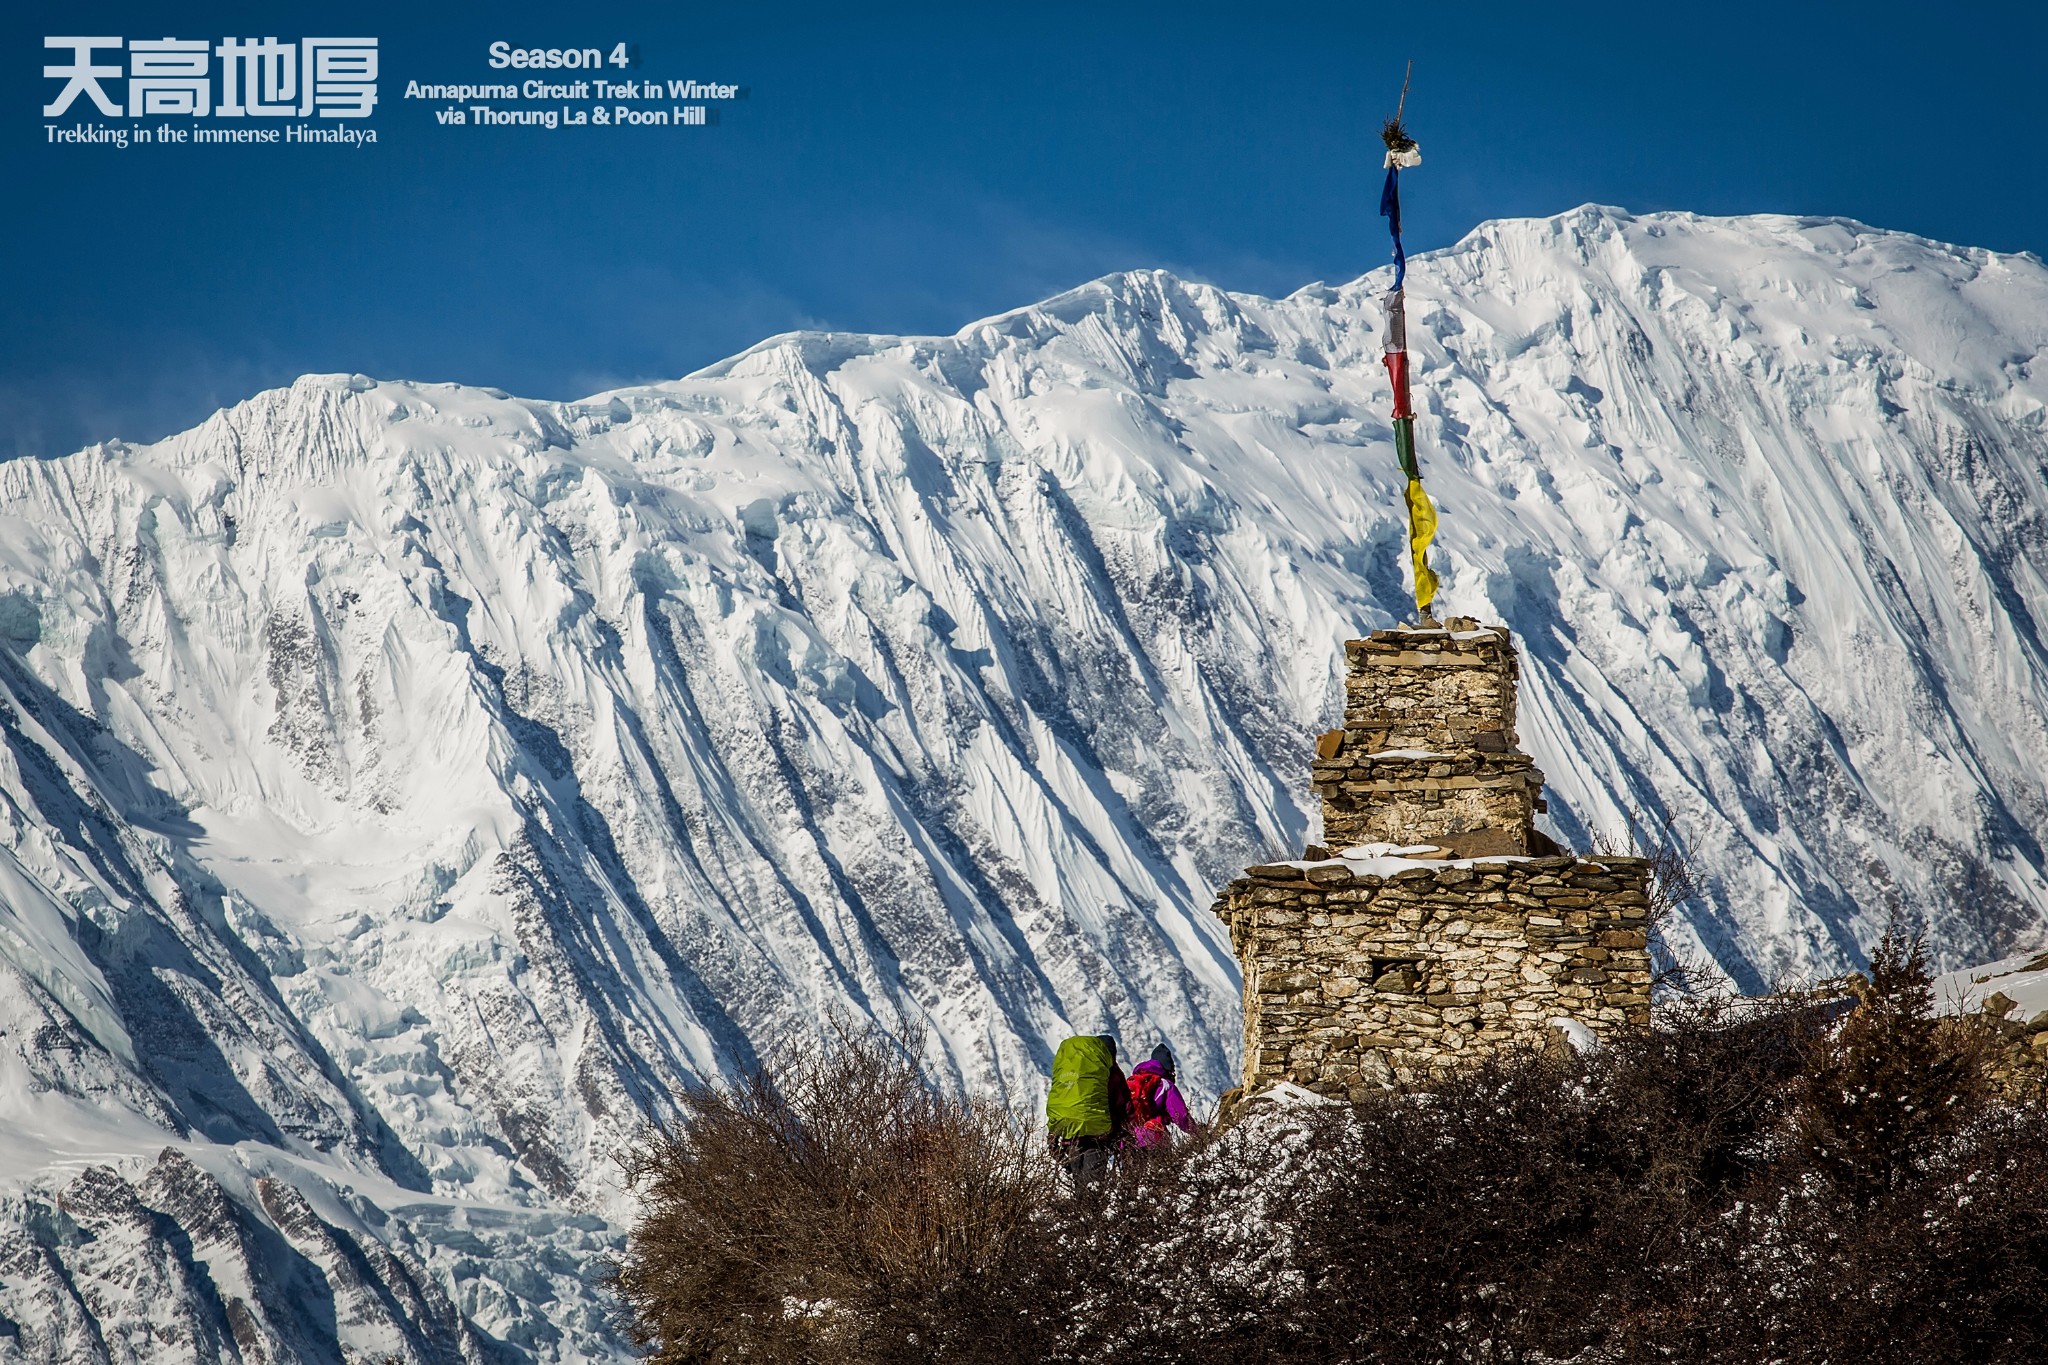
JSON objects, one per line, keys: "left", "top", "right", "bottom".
{"left": 1315, "top": 625, "right": 1543, "bottom": 858}
{"left": 1211, "top": 620, "right": 1654, "bottom": 1096}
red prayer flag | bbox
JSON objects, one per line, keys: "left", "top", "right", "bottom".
{"left": 1382, "top": 350, "right": 1413, "bottom": 421}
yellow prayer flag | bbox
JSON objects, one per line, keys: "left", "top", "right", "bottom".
{"left": 1404, "top": 476, "right": 1439, "bottom": 611}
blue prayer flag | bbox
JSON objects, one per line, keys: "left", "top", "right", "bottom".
{"left": 1379, "top": 167, "right": 1406, "bottom": 290}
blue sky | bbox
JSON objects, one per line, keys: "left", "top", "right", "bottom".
{"left": 6, "top": 1, "right": 2042, "bottom": 457}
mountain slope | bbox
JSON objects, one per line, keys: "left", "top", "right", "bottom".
{"left": 2, "top": 207, "right": 2047, "bottom": 1360}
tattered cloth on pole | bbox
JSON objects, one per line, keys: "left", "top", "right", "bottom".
{"left": 1381, "top": 350, "right": 1414, "bottom": 421}
{"left": 1379, "top": 166, "right": 1408, "bottom": 291}
{"left": 1382, "top": 288, "right": 1408, "bottom": 350}
{"left": 1403, "top": 476, "right": 1440, "bottom": 608}
{"left": 1377, "top": 135, "right": 1438, "bottom": 615}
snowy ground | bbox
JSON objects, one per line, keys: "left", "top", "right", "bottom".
{"left": 1936, "top": 948, "right": 2048, "bottom": 1021}
{"left": 2, "top": 206, "right": 2048, "bottom": 1359}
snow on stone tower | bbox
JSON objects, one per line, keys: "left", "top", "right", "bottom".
{"left": 1211, "top": 618, "right": 1654, "bottom": 1096}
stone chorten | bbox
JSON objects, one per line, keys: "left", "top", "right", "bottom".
{"left": 1211, "top": 619, "right": 1654, "bottom": 1096}
{"left": 1316, "top": 623, "right": 1546, "bottom": 858}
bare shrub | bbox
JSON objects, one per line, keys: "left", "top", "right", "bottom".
{"left": 1135, "top": 966, "right": 2045, "bottom": 1365}
{"left": 1620, "top": 935, "right": 2045, "bottom": 1362}
{"left": 1053, "top": 1121, "right": 1310, "bottom": 1364}
{"left": 612, "top": 1027, "right": 1064, "bottom": 1365}
{"left": 1255, "top": 997, "right": 1824, "bottom": 1365}
{"left": 1594, "top": 805, "right": 1711, "bottom": 996}
{"left": 1633, "top": 1110, "right": 2048, "bottom": 1364}
{"left": 614, "top": 937, "right": 2048, "bottom": 1365}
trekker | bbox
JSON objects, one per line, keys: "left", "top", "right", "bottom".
{"left": 1125, "top": 1044, "right": 1195, "bottom": 1151}
{"left": 1045, "top": 1034, "right": 1130, "bottom": 1187}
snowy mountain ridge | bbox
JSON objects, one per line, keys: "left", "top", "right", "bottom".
{"left": 3, "top": 205, "right": 2048, "bottom": 1360}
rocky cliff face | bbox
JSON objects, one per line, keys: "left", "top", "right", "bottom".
{"left": 2, "top": 207, "right": 2047, "bottom": 1359}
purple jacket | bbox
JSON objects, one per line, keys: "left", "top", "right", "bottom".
{"left": 1128, "top": 1059, "right": 1193, "bottom": 1145}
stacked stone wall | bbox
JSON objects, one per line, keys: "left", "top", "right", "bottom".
{"left": 1216, "top": 854, "right": 1654, "bottom": 1095}
{"left": 1315, "top": 751, "right": 1542, "bottom": 854}
{"left": 1315, "top": 626, "right": 1545, "bottom": 856}
{"left": 1340, "top": 628, "right": 1521, "bottom": 752}
{"left": 1215, "top": 619, "right": 1655, "bottom": 1095}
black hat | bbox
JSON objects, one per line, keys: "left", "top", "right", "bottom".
{"left": 1150, "top": 1044, "right": 1175, "bottom": 1080}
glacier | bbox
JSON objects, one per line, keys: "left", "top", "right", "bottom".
{"left": 2, "top": 206, "right": 2047, "bottom": 1360}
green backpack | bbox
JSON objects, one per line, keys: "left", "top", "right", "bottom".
{"left": 1046, "top": 1035, "right": 1116, "bottom": 1140}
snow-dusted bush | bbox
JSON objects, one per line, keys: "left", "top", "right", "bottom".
{"left": 617, "top": 940, "right": 2048, "bottom": 1363}
{"left": 1066, "top": 937, "right": 2048, "bottom": 1364}
{"left": 1795, "top": 925, "right": 1989, "bottom": 1198}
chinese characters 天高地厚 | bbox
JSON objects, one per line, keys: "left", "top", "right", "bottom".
{"left": 43, "top": 37, "right": 378, "bottom": 119}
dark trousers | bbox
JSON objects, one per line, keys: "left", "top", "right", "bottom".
{"left": 1055, "top": 1139, "right": 1113, "bottom": 1188}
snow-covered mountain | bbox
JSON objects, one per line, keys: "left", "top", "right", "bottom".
{"left": 3, "top": 206, "right": 2047, "bottom": 1360}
